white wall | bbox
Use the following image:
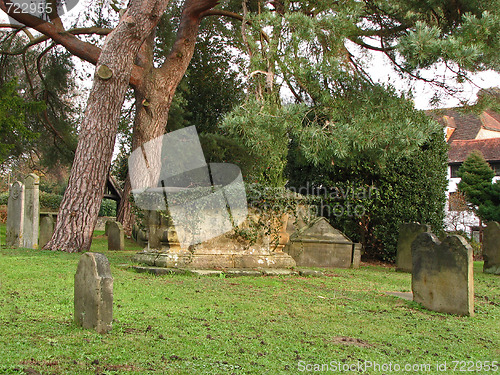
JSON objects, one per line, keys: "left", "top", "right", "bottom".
{"left": 475, "top": 128, "right": 500, "bottom": 140}
{"left": 445, "top": 167, "right": 500, "bottom": 235}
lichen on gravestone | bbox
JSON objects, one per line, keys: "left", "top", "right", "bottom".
{"left": 412, "top": 233, "right": 474, "bottom": 316}
{"left": 74, "top": 252, "right": 113, "bottom": 334}
{"left": 6, "top": 181, "right": 24, "bottom": 248}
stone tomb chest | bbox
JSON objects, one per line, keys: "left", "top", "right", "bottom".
{"left": 285, "top": 217, "right": 359, "bottom": 268}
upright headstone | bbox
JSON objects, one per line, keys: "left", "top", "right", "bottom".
{"left": 412, "top": 233, "right": 474, "bottom": 316}
{"left": 39, "top": 215, "right": 55, "bottom": 249}
{"left": 6, "top": 181, "right": 24, "bottom": 248}
{"left": 23, "top": 174, "right": 40, "bottom": 249}
{"left": 483, "top": 221, "right": 500, "bottom": 275}
{"left": 351, "top": 243, "right": 362, "bottom": 269}
{"left": 104, "top": 220, "right": 112, "bottom": 236}
{"left": 74, "top": 253, "right": 113, "bottom": 334}
{"left": 396, "top": 223, "right": 431, "bottom": 272}
{"left": 107, "top": 221, "right": 124, "bottom": 251}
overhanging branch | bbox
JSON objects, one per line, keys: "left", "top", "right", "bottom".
{"left": 202, "top": 8, "right": 270, "bottom": 43}
{"left": 0, "top": 0, "right": 144, "bottom": 88}
{"left": 0, "top": 26, "right": 113, "bottom": 55}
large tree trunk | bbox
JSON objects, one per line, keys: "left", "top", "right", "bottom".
{"left": 44, "top": 0, "right": 170, "bottom": 252}
{"left": 117, "top": 0, "right": 218, "bottom": 234}
{"left": 117, "top": 176, "right": 134, "bottom": 234}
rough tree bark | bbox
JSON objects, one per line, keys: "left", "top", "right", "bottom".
{"left": 117, "top": 0, "right": 219, "bottom": 234}
{"left": 43, "top": 0, "right": 171, "bottom": 251}
{"left": 1, "top": 0, "right": 219, "bottom": 250}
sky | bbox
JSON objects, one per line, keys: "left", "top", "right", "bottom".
{"left": 361, "top": 49, "right": 499, "bottom": 110}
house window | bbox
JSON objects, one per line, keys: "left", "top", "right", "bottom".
{"left": 489, "top": 162, "right": 500, "bottom": 176}
{"left": 450, "top": 164, "right": 461, "bottom": 178}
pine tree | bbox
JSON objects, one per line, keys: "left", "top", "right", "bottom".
{"left": 477, "top": 181, "right": 500, "bottom": 222}
{"left": 457, "top": 150, "right": 495, "bottom": 209}
{"left": 0, "top": 79, "right": 44, "bottom": 164}
{"left": 457, "top": 150, "right": 500, "bottom": 223}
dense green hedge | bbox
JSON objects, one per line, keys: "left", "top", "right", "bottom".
{"left": 287, "top": 129, "right": 448, "bottom": 261}
{"left": 40, "top": 192, "right": 63, "bottom": 210}
{"left": 99, "top": 200, "right": 117, "bottom": 217}
{"left": 0, "top": 191, "right": 116, "bottom": 216}
{"left": 0, "top": 192, "right": 7, "bottom": 205}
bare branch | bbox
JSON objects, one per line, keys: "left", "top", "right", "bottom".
{"left": 158, "top": 0, "right": 218, "bottom": 76}
{"left": 0, "top": 23, "right": 34, "bottom": 40}
{"left": 0, "top": 27, "right": 113, "bottom": 55}
{"left": 349, "top": 36, "right": 395, "bottom": 52}
{"left": 0, "top": 1, "right": 144, "bottom": 88}
{"left": 203, "top": 8, "right": 270, "bottom": 43}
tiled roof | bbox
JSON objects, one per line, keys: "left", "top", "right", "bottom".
{"left": 481, "top": 111, "right": 500, "bottom": 131}
{"left": 428, "top": 109, "right": 500, "bottom": 142}
{"left": 448, "top": 138, "right": 500, "bottom": 163}
{"left": 486, "top": 110, "right": 500, "bottom": 123}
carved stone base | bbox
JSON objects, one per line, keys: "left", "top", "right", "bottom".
{"left": 132, "top": 210, "right": 296, "bottom": 270}
{"left": 133, "top": 250, "right": 296, "bottom": 270}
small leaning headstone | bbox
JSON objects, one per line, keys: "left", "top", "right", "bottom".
{"left": 396, "top": 222, "right": 430, "bottom": 272}
{"left": 483, "top": 221, "right": 500, "bottom": 275}
{"left": 6, "top": 181, "right": 24, "bottom": 248}
{"left": 412, "top": 233, "right": 474, "bottom": 316}
{"left": 23, "top": 173, "right": 40, "bottom": 249}
{"left": 39, "top": 215, "right": 55, "bottom": 249}
{"left": 74, "top": 252, "right": 113, "bottom": 334}
{"left": 107, "top": 221, "right": 124, "bottom": 251}
{"left": 351, "top": 243, "right": 362, "bottom": 269}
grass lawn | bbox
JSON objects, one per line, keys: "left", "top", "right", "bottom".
{"left": 0, "top": 224, "right": 499, "bottom": 374}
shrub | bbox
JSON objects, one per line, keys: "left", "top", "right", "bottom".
{"left": 39, "top": 180, "right": 67, "bottom": 195}
{"left": 0, "top": 192, "right": 7, "bottom": 205}
{"left": 40, "top": 192, "right": 63, "bottom": 211}
{"left": 287, "top": 129, "right": 448, "bottom": 261}
{"left": 99, "top": 199, "right": 117, "bottom": 217}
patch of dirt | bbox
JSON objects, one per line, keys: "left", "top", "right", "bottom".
{"left": 96, "top": 363, "right": 138, "bottom": 372}
{"left": 360, "top": 260, "right": 395, "bottom": 268}
{"left": 329, "top": 336, "right": 374, "bottom": 348}
{"left": 20, "top": 359, "right": 58, "bottom": 367}
{"left": 23, "top": 369, "right": 40, "bottom": 375}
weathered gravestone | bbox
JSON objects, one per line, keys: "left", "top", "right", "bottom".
{"left": 23, "top": 174, "right": 39, "bottom": 249}
{"left": 74, "top": 253, "right": 113, "bottom": 334}
{"left": 39, "top": 215, "right": 55, "bottom": 249}
{"left": 412, "top": 233, "right": 474, "bottom": 316}
{"left": 6, "top": 181, "right": 24, "bottom": 248}
{"left": 107, "top": 221, "right": 124, "bottom": 251}
{"left": 285, "top": 217, "right": 360, "bottom": 269}
{"left": 483, "top": 221, "right": 500, "bottom": 275}
{"left": 396, "top": 223, "right": 431, "bottom": 272}
{"left": 352, "top": 243, "right": 362, "bottom": 269}
{"left": 104, "top": 220, "right": 112, "bottom": 236}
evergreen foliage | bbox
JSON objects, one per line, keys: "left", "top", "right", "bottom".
{"left": 0, "top": 35, "right": 78, "bottom": 169}
{"left": 0, "top": 79, "right": 44, "bottom": 164}
{"left": 457, "top": 151, "right": 494, "bottom": 204}
{"left": 287, "top": 128, "right": 448, "bottom": 261}
{"left": 221, "top": 97, "right": 305, "bottom": 187}
{"left": 477, "top": 181, "right": 500, "bottom": 223}
{"left": 458, "top": 150, "right": 500, "bottom": 222}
